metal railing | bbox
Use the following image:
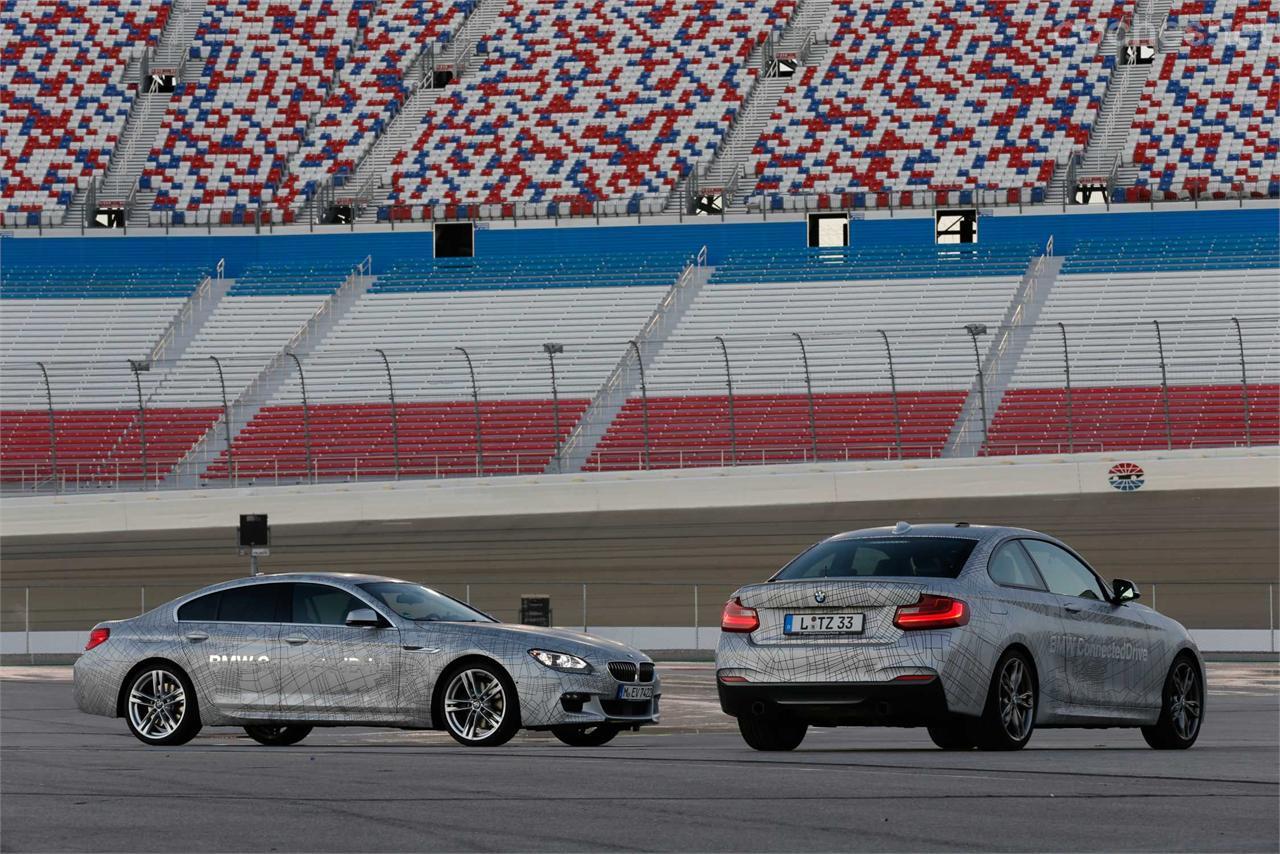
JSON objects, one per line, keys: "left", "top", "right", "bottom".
{"left": 2, "top": 314, "right": 1276, "bottom": 493}
{"left": 1, "top": 580, "right": 1275, "bottom": 655}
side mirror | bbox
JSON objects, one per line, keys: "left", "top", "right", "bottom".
{"left": 1112, "top": 578, "right": 1140, "bottom": 603}
{"left": 345, "top": 607, "right": 384, "bottom": 628}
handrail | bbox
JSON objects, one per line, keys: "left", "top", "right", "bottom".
{"left": 149, "top": 269, "right": 216, "bottom": 363}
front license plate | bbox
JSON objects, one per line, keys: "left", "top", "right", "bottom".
{"left": 784, "top": 613, "right": 865, "bottom": 635}
{"left": 617, "top": 684, "right": 654, "bottom": 701}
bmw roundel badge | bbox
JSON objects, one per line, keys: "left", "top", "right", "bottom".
{"left": 814, "top": 589, "right": 827, "bottom": 604}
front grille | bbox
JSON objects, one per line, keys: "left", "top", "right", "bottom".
{"left": 608, "top": 661, "right": 638, "bottom": 682}
{"left": 638, "top": 662, "right": 655, "bottom": 682}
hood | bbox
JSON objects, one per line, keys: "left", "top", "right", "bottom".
{"left": 414, "top": 621, "right": 649, "bottom": 662}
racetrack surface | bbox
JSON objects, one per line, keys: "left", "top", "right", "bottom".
{"left": 2, "top": 664, "right": 1277, "bottom": 852}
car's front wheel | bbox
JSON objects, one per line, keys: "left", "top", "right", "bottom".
{"left": 244, "top": 725, "right": 313, "bottom": 746}
{"left": 973, "top": 649, "right": 1036, "bottom": 750}
{"left": 551, "top": 724, "right": 620, "bottom": 747}
{"left": 736, "top": 714, "right": 807, "bottom": 751}
{"left": 1142, "top": 656, "right": 1203, "bottom": 750}
{"left": 441, "top": 662, "right": 521, "bottom": 747}
{"left": 124, "top": 663, "right": 201, "bottom": 747}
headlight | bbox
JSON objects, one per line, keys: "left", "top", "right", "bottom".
{"left": 529, "top": 649, "right": 592, "bottom": 673}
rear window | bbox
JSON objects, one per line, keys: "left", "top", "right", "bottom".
{"left": 772, "top": 537, "right": 979, "bottom": 580}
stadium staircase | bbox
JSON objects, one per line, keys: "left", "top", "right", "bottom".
{"left": 555, "top": 250, "right": 713, "bottom": 473}
{"left": 347, "top": 0, "right": 507, "bottom": 225}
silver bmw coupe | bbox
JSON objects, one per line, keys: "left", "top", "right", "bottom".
{"left": 73, "top": 573, "right": 659, "bottom": 748}
{"left": 717, "top": 523, "right": 1204, "bottom": 752}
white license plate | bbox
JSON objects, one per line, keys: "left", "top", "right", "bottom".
{"left": 617, "top": 684, "right": 654, "bottom": 701}
{"left": 784, "top": 613, "right": 865, "bottom": 635}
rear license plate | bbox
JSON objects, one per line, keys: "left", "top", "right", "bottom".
{"left": 617, "top": 684, "right": 654, "bottom": 701}
{"left": 784, "top": 613, "right": 865, "bottom": 635}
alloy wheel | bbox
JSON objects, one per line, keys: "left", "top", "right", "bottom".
{"left": 1169, "top": 660, "right": 1202, "bottom": 741}
{"left": 128, "top": 669, "right": 186, "bottom": 741}
{"left": 997, "top": 657, "right": 1034, "bottom": 741}
{"left": 444, "top": 668, "right": 507, "bottom": 742}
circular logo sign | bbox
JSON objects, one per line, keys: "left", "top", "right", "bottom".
{"left": 814, "top": 589, "right": 827, "bottom": 604}
{"left": 1108, "top": 462, "right": 1145, "bottom": 491}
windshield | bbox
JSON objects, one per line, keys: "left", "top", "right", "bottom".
{"left": 358, "top": 582, "right": 495, "bottom": 623}
{"left": 772, "top": 537, "right": 979, "bottom": 580}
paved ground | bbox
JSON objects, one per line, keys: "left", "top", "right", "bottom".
{"left": 2, "top": 664, "right": 1277, "bottom": 852}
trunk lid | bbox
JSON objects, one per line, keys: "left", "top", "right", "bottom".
{"left": 738, "top": 580, "right": 925, "bottom": 645}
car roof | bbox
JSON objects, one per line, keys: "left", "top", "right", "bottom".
{"left": 827, "top": 523, "right": 1047, "bottom": 542}
{"left": 244, "top": 572, "right": 405, "bottom": 584}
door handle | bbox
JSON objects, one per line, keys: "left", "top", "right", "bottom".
{"left": 283, "top": 635, "right": 309, "bottom": 646}
{"left": 1063, "top": 603, "right": 1083, "bottom": 614}
{"left": 402, "top": 645, "right": 440, "bottom": 653}
{"left": 183, "top": 631, "right": 208, "bottom": 642}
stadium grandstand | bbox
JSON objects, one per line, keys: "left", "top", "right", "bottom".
{"left": 0, "top": 0, "right": 1276, "bottom": 493}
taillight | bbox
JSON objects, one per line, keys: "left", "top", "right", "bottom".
{"left": 721, "top": 597, "right": 759, "bottom": 633}
{"left": 85, "top": 627, "right": 110, "bottom": 651}
{"left": 893, "top": 595, "right": 968, "bottom": 630}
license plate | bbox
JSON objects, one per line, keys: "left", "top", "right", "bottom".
{"left": 617, "top": 684, "right": 654, "bottom": 701}
{"left": 784, "top": 613, "right": 865, "bottom": 635}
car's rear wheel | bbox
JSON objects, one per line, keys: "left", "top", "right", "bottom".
{"left": 927, "top": 718, "right": 977, "bottom": 750}
{"left": 973, "top": 649, "right": 1036, "bottom": 750}
{"left": 1142, "top": 656, "right": 1203, "bottom": 750}
{"left": 736, "top": 714, "right": 807, "bottom": 751}
{"left": 244, "top": 724, "right": 313, "bottom": 746}
{"left": 441, "top": 662, "right": 521, "bottom": 747}
{"left": 124, "top": 663, "right": 201, "bottom": 747}
{"left": 551, "top": 724, "right": 620, "bottom": 747}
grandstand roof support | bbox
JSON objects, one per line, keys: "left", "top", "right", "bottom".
{"left": 1151, "top": 320, "right": 1173, "bottom": 451}
{"left": 964, "top": 324, "right": 989, "bottom": 446}
{"left": 455, "top": 347, "right": 484, "bottom": 475}
{"left": 1231, "top": 317, "right": 1252, "bottom": 448}
{"left": 208, "top": 355, "right": 235, "bottom": 483}
{"left": 128, "top": 359, "right": 150, "bottom": 489}
{"left": 1057, "top": 322, "right": 1074, "bottom": 455}
{"left": 285, "top": 352, "right": 313, "bottom": 483}
{"left": 375, "top": 349, "right": 401, "bottom": 480}
{"left": 543, "top": 344, "right": 564, "bottom": 473}
{"left": 35, "top": 362, "right": 58, "bottom": 493}
{"left": 876, "top": 331, "right": 903, "bottom": 461}
{"left": 714, "top": 336, "right": 736, "bottom": 465}
{"left": 629, "top": 340, "right": 651, "bottom": 470}
{"left": 791, "top": 333, "right": 818, "bottom": 462}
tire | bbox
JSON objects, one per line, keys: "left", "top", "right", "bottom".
{"left": 972, "top": 649, "right": 1036, "bottom": 751}
{"left": 736, "top": 714, "right": 807, "bottom": 751}
{"left": 440, "top": 661, "right": 521, "bottom": 747}
{"left": 1142, "top": 656, "right": 1203, "bottom": 750}
{"left": 551, "top": 724, "right": 620, "bottom": 747}
{"left": 927, "top": 718, "right": 977, "bottom": 750}
{"left": 123, "top": 663, "right": 202, "bottom": 747}
{"left": 244, "top": 724, "right": 313, "bottom": 746}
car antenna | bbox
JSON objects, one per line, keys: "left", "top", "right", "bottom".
{"left": 892, "top": 521, "right": 911, "bottom": 534}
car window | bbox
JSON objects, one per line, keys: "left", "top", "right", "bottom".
{"left": 772, "top": 537, "right": 979, "bottom": 580}
{"left": 177, "top": 592, "right": 220, "bottom": 621}
{"left": 1021, "top": 540, "right": 1108, "bottom": 601}
{"left": 216, "top": 584, "right": 286, "bottom": 623}
{"left": 988, "top": 541, "right": 1047, "bottom": 590}
{"left": 289, "top": 583, "right": 369, "bottom": 626}
{"left": 359, "top": 582, "right": 494, "bottom": 623}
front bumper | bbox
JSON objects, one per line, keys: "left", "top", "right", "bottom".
{"left": 517, "top": 665, "right": 661, "bottom": 729}
{"left": 717, "top": 677, "right": 951, "bottom": 726}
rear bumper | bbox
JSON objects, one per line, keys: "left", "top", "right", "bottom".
{"left": 717, "top": 678, "right": 952, "bottom": 726}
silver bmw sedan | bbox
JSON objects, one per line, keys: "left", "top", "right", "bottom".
{"left": 716, "top": 523, "right": 1204, "bottom": 752}
{"left": 73, "top": 573, "right": 659, "bottom": 747}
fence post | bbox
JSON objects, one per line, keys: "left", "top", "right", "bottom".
{"left": 1231, "top": 317, "right": 1252, "bottom": 447}
{"left": 629, "top": 340, "right": 651, "bottom": 469}
{"left": 714, "top": 336, "right": 737, "bottom": 465}
{"left": 1270, "top": 584, "right": 1275, "bottom": 654}
{"left": 1058, "top": 322, "right": 1074, "bottom": 454}
{"left": 693, "top": 584, "right": 700, "bottom": 650}
{"left": 582, "top": 583, "right": 588, "bottom": 633}
{"left": 1152, "top": 320, "right": 1173, "bottom": 450}
{"left": 374, "top": 348, "right": 401, "bottom": 479}
{"left": 876, "top": 330, "right": 903, "bottom": 460}
{"left": 25, "top": 587, "right": 31, "bottom": 660}
{"left": 140, "top": 586, "right": 146, "bottom": 614}
{"left": 1150, "top": 582, "right": 1156, "bottom": 613}
{"left": 465, "top": 584, "right": 471, "bottom": 605}
{"left": 792, "top": 332, "right": 818, "bottom": 460}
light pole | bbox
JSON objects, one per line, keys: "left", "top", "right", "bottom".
{"left": 1231, "top": 317, "right": 1251, "bottom": 447}
{"left": 455, "top": 346, "right": 483, "bottom": 474}
{"left": 208, "top": 355, "right": 234, "bottom": 480}
{"left": 1152, "top": 319, "right": 1173, "bottom": 450}
{"left": 714, "top": 336, "right": 736, "bottom": 464}
{"left": 285, "top": 352, "right": 312, "bottom": 482}
{"left": 35, "top": 362, "right": 58, "bottom": 490}
{"left": 128, "top": 359, "right": 151, "bottom": 487}
{"left": 964, "top": 323, "right": 989, "bottom": 445}
{"left": 629, "top": 339, "right": 650, "bottom": 469}
{"left": 1057, "top": 322, "right": 1073, "bottom": 453}
{"left": 543, "top": 343, "right": 564, "bottom": 472}
{"left": 792, "top": 332, "right": 818, "bottom": 461}
{"left": 374, "top": 348, "right": 400, "bottom": 478}
{"left": 876, "top": 331, "right": 903, "bottom": 461}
